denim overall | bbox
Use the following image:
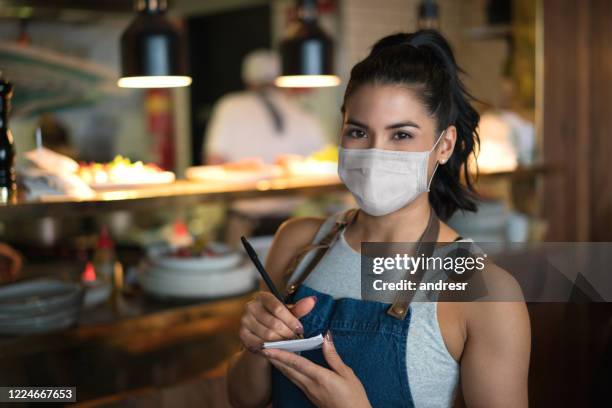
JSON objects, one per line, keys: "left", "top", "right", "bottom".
{"left": 270, "top": 209, "right": 440, "bottom": 407}
{"left": 270, "top": 284, "right": 415, "bottom": 407}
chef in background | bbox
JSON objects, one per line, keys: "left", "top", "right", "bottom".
{"left": 203, "top": 49, "right": 328, "bottom": 242}
{"left": 204, "top": 49, "right": 326, "bottom": 164}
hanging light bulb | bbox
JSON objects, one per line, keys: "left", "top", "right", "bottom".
{"left": 275, "top": 0, "right": 340, "bottom": 88}
{"left": 118, "top": 0, "right": 191, "bottom": 88}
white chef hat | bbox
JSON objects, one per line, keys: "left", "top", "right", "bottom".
{"left": 241, "top": 49, "right": 280, "bottom": 86}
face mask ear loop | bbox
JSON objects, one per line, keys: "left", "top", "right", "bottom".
{"left": 426, "top": 129, "right": 446, "bottom": 191}
{"left": 430, "top": 129, "right": 446, "bottom": 153}
{"left": 427, "top": 162, "right": 439, "bottom": 191}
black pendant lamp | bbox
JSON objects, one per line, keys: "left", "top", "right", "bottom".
{"left": 275, "top": 0, "right": 340, "bottom": 88}
{"left": 417, "top": 0, "right": 440, "bottom": 30}
{"left": 118, "top": 0, "right": 191, "bottom": 88}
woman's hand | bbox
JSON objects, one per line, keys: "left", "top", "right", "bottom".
{"left": 263, "top": 331, "right": 371, "bottom": 408}
{"left": 239, "top": 291, "right": 317, "bottom": 353}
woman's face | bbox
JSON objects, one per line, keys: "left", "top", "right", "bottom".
{"left": 341, "top": 84, "right": 456, "bottom": 163}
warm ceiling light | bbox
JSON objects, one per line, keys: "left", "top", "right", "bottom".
{"left": 276, "top": 0, "right": 340, "bottom": 88}
{"left": 118, "top": 76, "right": 192, "bottom": 88}
{"left": 119, "top": 0, "right": 191, "bottom": 88}
{"left": 275, "top": 74, "right": 340, "bottom": 88}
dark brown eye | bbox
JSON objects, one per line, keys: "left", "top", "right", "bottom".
{"left": 393, "top": 131, "right": 413, "bottom": 140}
{"left": 347, "top": 128, "right": 367, "bottom": 139}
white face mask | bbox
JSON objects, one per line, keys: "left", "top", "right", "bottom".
{"left": 338, "top": 131, "right": 445, "bottom": 216}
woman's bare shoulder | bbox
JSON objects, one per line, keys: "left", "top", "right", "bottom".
{"left": 264, "top": 216, "right": 327, "bottom": 287}
{"left": 461, "top": 262, "right": 529, "bottom": 338}
{"left": 278, "top": 216, "right": 327, "bottom": 239}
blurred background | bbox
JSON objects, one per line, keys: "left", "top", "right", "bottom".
{"left": 0, "top": 0, "right": 610, "bottom": 407}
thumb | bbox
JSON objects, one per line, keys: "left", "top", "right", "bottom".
{"left": 323, "top": 330, "right": 349, "bottom": 375}
{"left": 291, "top": 295, "right": 317, "bottom": 319}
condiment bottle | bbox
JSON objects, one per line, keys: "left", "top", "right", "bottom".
{"left": 93, "top": 226, "right": 116, "bottom": 285}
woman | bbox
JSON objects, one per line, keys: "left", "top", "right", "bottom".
{"left": 227, "top": 30, "right": 530, "bottom": 408}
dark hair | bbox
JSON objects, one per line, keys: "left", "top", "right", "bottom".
{"left": 342, "top": 29, "right": 480, "bottom": 221}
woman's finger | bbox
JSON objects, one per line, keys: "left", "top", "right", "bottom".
{"left": 322, "top": 331, "right": 350, "bottom": 376}
{"left": 291, "top": 295, "right": 317, "bottom": 319}
{"left": 250, "top": 301, "right": 298, "bottom": 339}
{"left": 244, "top": 313, "right": 293, "bottom": 341}
{"left": 268, "top": 358, "right": 313, "bottom": 393}
{"left": 238, "top": 326, "right": 265, "bottom": 352}
{"left": 259, "top": 293, "right": 304, "bottom": 335}
{"left": 264, "top": 348, "right": 329, "bottom": 381}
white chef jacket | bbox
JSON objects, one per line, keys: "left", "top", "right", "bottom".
{"left": 205, "top": 89, "right": 326, "bottom": 164}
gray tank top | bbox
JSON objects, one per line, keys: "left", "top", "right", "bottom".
{"left": 288, "top": 212, "right": 461, "bottom": 408}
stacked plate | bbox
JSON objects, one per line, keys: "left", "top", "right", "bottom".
{"left": 0, "top": 279, "right": 83, "bottom": 335}
{"left": 140, "top": 244, "right": 256, "bottom": 301}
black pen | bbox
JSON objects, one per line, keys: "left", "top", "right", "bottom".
{"left": 240, "top": 236, "right": 304, "bottom": 339}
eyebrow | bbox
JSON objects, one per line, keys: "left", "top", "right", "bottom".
{"left": 345, "top": 118, "right": 420, "bottom": 130}
{"left": 386, "top": 121, "right": 420, "bottom": 129}
{"left": 345, "top": 118, "right": 369, "bottom": 129}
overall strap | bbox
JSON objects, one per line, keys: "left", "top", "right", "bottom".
{"left": 387, "top": 209, "right": 440, "bottom": 320}
{"left": 282, "top": 208, "right": 359, "bottom": 299}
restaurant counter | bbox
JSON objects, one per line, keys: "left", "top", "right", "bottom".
{"left": 0, "top": 177, "right": 345, "bottom": 221}
{"left": 0, "top": 163, "right": 552, "bottom": 221}
{"left": 0, "top": 175, "right": 346, "bottom": 405}
{"left": 0, "top": 288, "right": 253, "bottom": 407}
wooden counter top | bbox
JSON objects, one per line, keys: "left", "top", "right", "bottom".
{"left": 0, "top": 291, "right": 254, "bottom": 405}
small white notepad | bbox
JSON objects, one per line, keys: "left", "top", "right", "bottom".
{"left": 263, "top": 334, "right": 324, "bottom": 353}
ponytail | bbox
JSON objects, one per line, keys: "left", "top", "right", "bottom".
{"left": 342, "top": 29, "right": 480, "bottom": 220}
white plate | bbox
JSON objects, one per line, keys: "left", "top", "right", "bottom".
{"left": 141, "top": 262, "right": 254, "bottom": 291}
{"left": 145, "top": 266, "right": 226, "bottom": 278}
{"left": 148, "top": 244, "right": 243, "bottom": 271}
{"left": 140, "top": 263, "right": 255, "bottom": 298}
{"left": 89, "top": 171, "right": 175, "bottom": 190}
{"left": 186, "top": 164, "right": 281, "bottom": 184}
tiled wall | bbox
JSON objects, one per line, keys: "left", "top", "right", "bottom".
{"left": 339, "top": 0, "right": 508, "bottom": 108}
